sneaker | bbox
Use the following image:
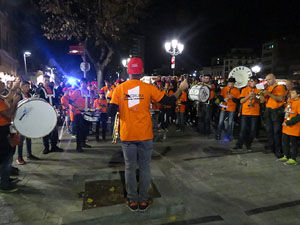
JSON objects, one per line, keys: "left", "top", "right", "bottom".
{"left": 277, "top": 156, "right": 288, "bottom": 162}
{"left": 9, "top": 178, "right": 20, "bottom": 184}
{"left": 16, "top": 157, "right": 26, "bottom": 165}
{"left": 246, "top": 146, "right": 252, "bottom": 152}
{"left": 50, "top": 146, "right": 64, "bottom": 152}
{"left": 43, "top": 148, "right": 50, "bottom": 154}
{"left": 26, "top": 155, "right": 40, "bottom": 160}
{"left": 82, "top": 143, "right": 92, "bottom": 148}
{"left": 0, "top": 184, "right": 18, "bottom": 193}
{"left": 11, "top": 167, "right": 19, "bottom": 176}
{"left": 139, "top": 201, "right": 151, "bottom": 212}
{"left": 284, "top": 159, "right": 297, "bottom": 166}
{"left": 125, "top": 199, "right": 138, "bottom": 212}
{"left": 215, "top": 135, "right": 220, "bottom": 140}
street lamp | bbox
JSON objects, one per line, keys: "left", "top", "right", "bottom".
{"left": 23, "top": 51, "right": 31, "bottom": 77}
{"left": 251, "top": 65, "right": 261, "bottom": 75}
{"left": 122, "top": 58, "right": 130, "bottom": 67}
{"left": 164, "top": 39, "right": 184, "bottom": 75}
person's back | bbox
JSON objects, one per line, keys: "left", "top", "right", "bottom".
{"left": 112, "top": 79, "right": 163, "bottom": 141}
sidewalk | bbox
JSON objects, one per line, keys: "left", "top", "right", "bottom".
{"left": 1, "top": 126, "right": 300, "bottom": 225}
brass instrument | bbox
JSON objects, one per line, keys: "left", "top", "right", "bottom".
{"left": 112, "top": 112, "right": 120, "bottom": 144}
{"left": 248, "top": 89, "right": 255, "bottom": 107}
{"left": 284, "top": 100, "right": 294, "bottom": 121}
{"left": 219, "top": 87, "right": 231, "bottom": 108}
{"left": 255, "top": 90, "right": 264, "bottom": 99}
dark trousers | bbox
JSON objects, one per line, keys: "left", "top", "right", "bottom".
{"left": 17, "top": 135, "right": 32, "bottom": 158}
{"left": 43, "top": 126, "right": 58, "bottom": 150}
{"left": 160, "top": 108, "right": 172, "bottom": 129}
{"left": 74, "top": 113, "right": 89, "bottom": 147}
{"left": 0, "top": 125, "right": 13, "bottom": 189}
{"left": 282, "top": 133, "right": 299, "bottom": 160}
{"left": 197, "top": 104, "right": 212, "bottom": 135}
{"left": 236, "top": 115, "right": 259, "bottom": 148}
{"left": 265, "top": 116, "right": 282, "bottom": 154}
{"left": 96, "top": 113, "right": 108, "bottom": 139}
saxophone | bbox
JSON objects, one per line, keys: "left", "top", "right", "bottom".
{"left": 112, "top": 112, "right": 120, "bottom": 144}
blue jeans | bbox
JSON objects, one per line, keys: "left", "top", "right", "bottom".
{"left": 236, "top": 115, "right": 259, "bottom": 148}
{"left": 121, "top": 140, "right": 153, "bottom": 202}
{"left": 176, "top": 112, "right": 185, "bottom": 131}
{"left": 17, "top": 135, "right": 32, "bottom": 158}
{"left": 217, "top": 110, "right": 235, "bottom": 138}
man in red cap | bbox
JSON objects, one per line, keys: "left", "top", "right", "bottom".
{"left": 108, "top": 57, "right": 188, "bottom": 212}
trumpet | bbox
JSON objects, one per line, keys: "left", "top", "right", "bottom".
{"left": 112, "top": 112, "right": 120, "bottom": 144}
{"left": 255, "top": 90, "right": 264, "bottom": 99}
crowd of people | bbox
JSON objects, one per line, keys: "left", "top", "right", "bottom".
{"left": 1, "top": 57, "right": 300, "bottom": 212}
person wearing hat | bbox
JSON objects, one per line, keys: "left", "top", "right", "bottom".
{"left": 232, "top": 76, "right": 262, "bottom": 151}
{"left": 216, "top": 77, "right": 240, "bottom": 141}
{"left": 108, "top": 57, "right": 188, "bottom": 212}
{"left": 93, "top": 90, "right": 108, "bottom": 141}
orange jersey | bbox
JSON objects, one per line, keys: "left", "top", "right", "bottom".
{"left": 240, "top": 86, "right": 260, "bottom": 116}
{"left": 176, "top": 91, "right": 187, "bottom": 113}
{"left": 61, "top": 96, "right": 69, "bottom": 110}
{"left": 283, "top": 98, "right": 300, "bottom": 136}
{"left": 69, "top": 89, "right": 85, "bottom": 121}
{"left": 0, "top": 99, "right": 10, "bottom": 126}
{"left": 265, "top": 85, "right": 286, "bottom": 109}
{"left": 110, "top": 79, "right": 164, "bottom": 141}
{"left": 221, "top": 86, "right": 240, "bottom": 112}
{"left": 101, "top": 86, "right": 109, "bottom": 95}
{"left": 93, "top": 99, "right": 108, "bottom": 113}
{"left": 107, "top": 88, "right": 114, "bottom": 100}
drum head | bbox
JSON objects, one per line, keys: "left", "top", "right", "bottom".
{"left": 13, "top": 99, "right": 57, "bottom": 138}
{"left": 188, "top": 85, "right": 210, "bottom": 102}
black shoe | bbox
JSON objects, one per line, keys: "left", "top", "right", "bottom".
{"left": 9, "top": 178, "right": 20, "bottom": 184}
{"left": 50, "top": 146, "right": 64, "bottom": 152}
{"left": 26, "top": 154, "right": 40, "bottom": 160}
{"left": 76, "top": 147, "right": 83, "bottom": 152}
{"left": 96, "top": 136, "right": 100, "bottom": 142}
{"left": 11, "top": 167, "right": 19, "bottom": 176}
{"left": 215, "top": 135, "right": 221, "bottom": 140}
{"left": 82, "top": 143, "right": 92, "bottom": 148}
{"left": 125, "top": 198, "right": 138, "bottom": 212}
{"left": 43, "top": 148, "right": 50, "bottom": 154}
{"left": 139, "top": 201, "right": 151, "bottom": 212}
{"left": 246, "top": 146, "right": 252, "bottom": 152}
{"left": 0, "top": 184, "right": 18, "bottom": 193}
{"left": 275, "top": 153, "right": 283, "bottom": 158}
{"left": 232, "top": 146, "right": 242, "bottom": 151}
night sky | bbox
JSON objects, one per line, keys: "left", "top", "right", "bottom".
{"left": 15, "top": 0, "right": 300, "bottom": 79}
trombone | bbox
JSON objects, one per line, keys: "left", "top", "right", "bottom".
{"left": 112, "top": 112, "right": 120, "bottom": 144}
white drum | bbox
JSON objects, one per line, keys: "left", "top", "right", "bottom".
{"left": 83, "top": 111, "right": 99, "bottom": 122}
{"left": 13, "top": 98, "right": 57, "bottom": 138}
{"left": 188, "top": 85, "right": 210, "bottom": 102}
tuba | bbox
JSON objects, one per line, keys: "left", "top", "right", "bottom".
{"left": 228, "top": 66, "right": 252, "bottom": 89}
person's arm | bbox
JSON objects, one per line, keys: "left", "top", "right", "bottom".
{"left": 0, "top": 95, "right": 20, "bottom": 119}
{"left": 108, "top": 103, "right": 118, "bottom": 117}
{"left": 263, "top": 91, "right": 284, "bottom": 102}
{"left": 158, "top": 80, "right": 188, "bottom": 105}
{"left": 285, "top": 115, "right": 300, "bottom": 126}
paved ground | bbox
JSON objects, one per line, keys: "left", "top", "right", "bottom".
{"left": 1, "top": 125, "right": 300, "bottom": 225}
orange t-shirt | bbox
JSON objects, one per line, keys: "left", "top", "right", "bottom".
{"left": 107, "top": 88, "right": 114, "bottom": 100}
{"left": 101, "top": 86, "right": 109, "bottom": 95}
{"left": 265, "top": 85, "right": 286, "bottom": 109}
{"left": 283, "top": 98, "right": 300, "bottom": 136}
{"left": 240, "top": 86, "right": 260, "bottom": 116}
{"left": 176, "top": 91, "right": 187, "bottom": 113}
{"left": 0, "top": 99, "right": 11, "bottom": 126}
{"left": 93, "top": 99, "right": 108, "bottom": 113}
{"left": 110, "top": 79, "right": 165, "bottom": 141}
{"left": 61, "top": 96, "right": 69, "bottom": 109}
{"left": 221, "top": 86, "right": 240, "bottom": 112}
{"left": 69, "top": 89, "right": 85, "bottom": 121}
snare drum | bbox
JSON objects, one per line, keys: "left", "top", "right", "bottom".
{"left": 13, "top": 98, "right": 57, "bottom": 138}
{"left": 83, "top": 111, "right": 99, "bottom": 122}
{"left": 188, "top": 85, "right": 210, "bottom": 103}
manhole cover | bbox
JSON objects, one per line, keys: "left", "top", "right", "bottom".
{"left": 203, "top": 146, "right": 232, "bottom": 156}
{"left": 81, "top": 172, "right": 161, "bottom": 210}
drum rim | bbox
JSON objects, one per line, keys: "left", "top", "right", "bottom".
{"left": 188, "top": 84, "right": 211, "bottom": 103}
{"left": 13, "top": 97, "right": 58, "bottom": 138}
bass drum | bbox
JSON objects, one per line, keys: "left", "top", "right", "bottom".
{"left": 188, "top": 85, "right": 210, "bottom": 102}
{"left": 13, "top": 98, "right": 57, "bottom": 138}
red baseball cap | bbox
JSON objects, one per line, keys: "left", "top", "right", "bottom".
{"left": 127, "top": 57, "right": 143, "bottom": 75}
{"left": 99, "top": 90, "right": 105, "bottom": 94}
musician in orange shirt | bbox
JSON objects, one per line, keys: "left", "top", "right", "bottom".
{"left": 261, "top": 73, "right": 286, "bottom": 158}
{"left": 0, "top": 81, "right": 20, "bottom": 193}
{"left": 233, "top": 76, "right": 262, "bottom": 151}
{"left": 93, "top": 90, "right": 108, "bottom": 141}
{"left": 108, "top": 57, "right": 188, "bottom": 212}
{"left": 216, "top": 77, "right": 240, "bottom": 141}
{"left": 278, "top": 87, "right": 300, "bottom": 165}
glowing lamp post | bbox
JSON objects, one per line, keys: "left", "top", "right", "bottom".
{"left": 23, "top": 51, "right": 31, "bottom": 77}
{"left": 164, "top": 39, "right": 184, "bottom": 75}
{"left": 122, "top": 58, "right": 130, "bottom": 68}
{"left": 251, "top": 65, "right": 261, "bottom": 75}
